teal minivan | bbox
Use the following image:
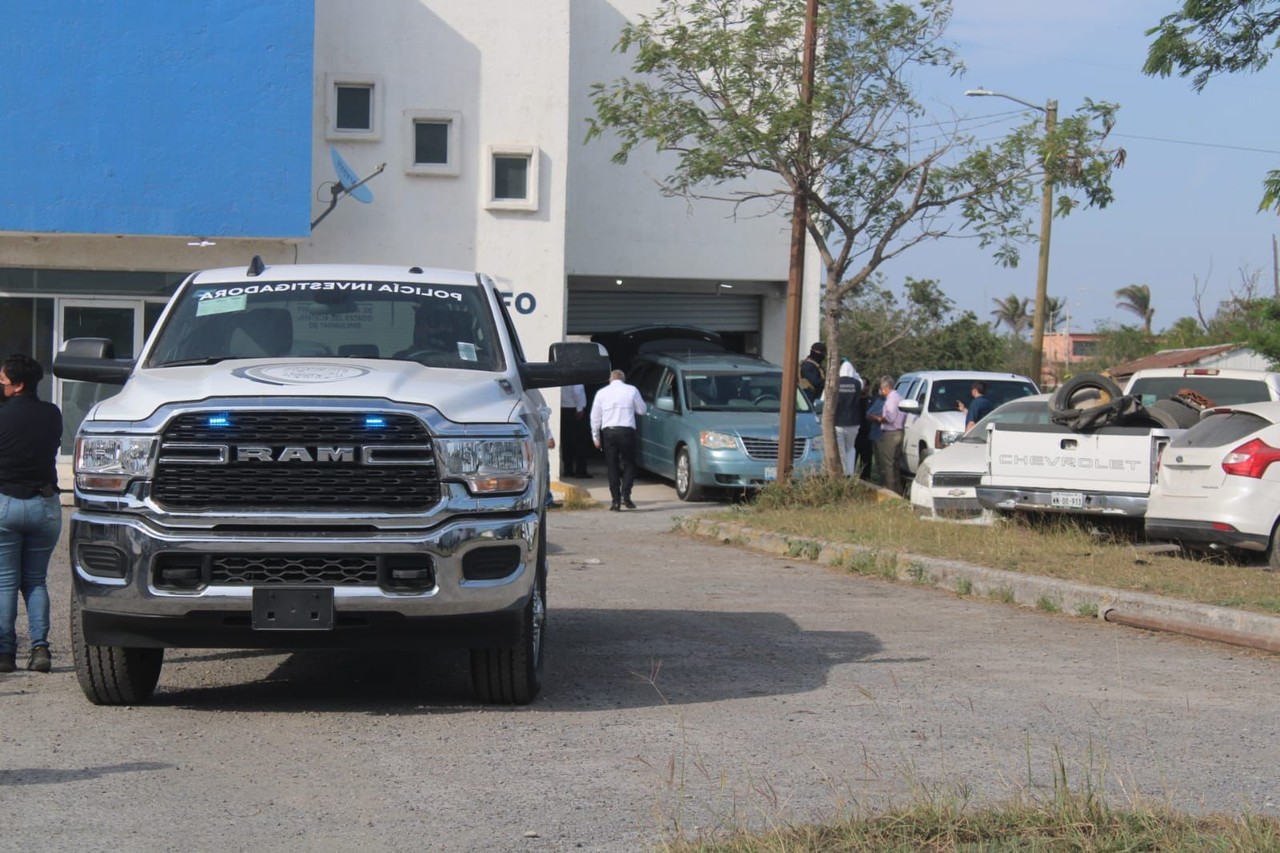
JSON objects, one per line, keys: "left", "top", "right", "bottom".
{"left": 625, "top": 351, "right": 824, "bottom": 501}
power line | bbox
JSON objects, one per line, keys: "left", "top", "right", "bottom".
{"left": 1112, "top": 133, "right": 1280, "bottom": 156}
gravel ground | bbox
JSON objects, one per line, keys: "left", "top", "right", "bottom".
{"left": 2, "top": 494, "right": 1279, "bottom": 852}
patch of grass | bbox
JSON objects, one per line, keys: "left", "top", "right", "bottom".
{"left": 954, "top": 577, "right": 973, "bottom": 596}
{"left": 844, "top": 551, "right": 879, "bottom": 576}
{"left": 879, "top": 552, "right": 899, "bottom": 581}
{"left": 785, "top": 539, "right": 820, "bottom": 560}
{"left": 666, "top": 796, "right": 1280, "bottom": 851}
{"left": 1076, "top": 601, "right": 1100, "bottom": 619}
{"left": 700, "top": 479, "right": 1280, "bottom": 616}
{"left": 1036, "top": 596, "right": 1061, "bottom": 613}
{"left": 906, "top": 561, "right": 930, "bottom": 584}
{"left": 988, "top": 585, "right": 1016, "bottom": 604}
{"left": 752, "top": 473, "right": 875, "bottom": 510}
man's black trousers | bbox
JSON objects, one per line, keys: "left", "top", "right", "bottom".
{"left": 600, "top": 426, "right": 637, "bottom": 501}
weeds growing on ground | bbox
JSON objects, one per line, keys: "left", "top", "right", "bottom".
{"left": 708, "top": 477, "right": 1280, "bottom": 615}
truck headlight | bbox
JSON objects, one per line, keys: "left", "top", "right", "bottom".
{"left": 699, "top": 431, "right": 738, "bottom": 450}
{"left": 75, "top": 435, "right": 157, "bottom": 493}
{"left": 436, "top": 438, "right": 534, "bottom": 495}
{"left": 935, "top": 429, "right": 962, "bottom": 449}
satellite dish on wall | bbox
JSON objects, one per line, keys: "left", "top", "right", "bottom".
{"left": 331, "top": 146, "right": 376, "bottom": 204}
{"left": 311, "top": 146, "right": 386, "bottom": 230}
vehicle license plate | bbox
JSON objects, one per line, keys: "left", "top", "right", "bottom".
{"left": 252, "top": 587, "right": 335, "bottom": 631}
{"left": 764, "top": 466, "right": 777, "bottom": 480}
{"left": 1050, "top": 491, "right": 1085, "bottom": 509}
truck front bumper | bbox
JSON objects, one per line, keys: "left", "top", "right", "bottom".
{"left": 69, "top": 510, "right": 539, "bottom": 650}
{"left": 975, "top": 486, "right": 1148, "bottom": 517}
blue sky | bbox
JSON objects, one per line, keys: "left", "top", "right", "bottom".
{"left": 897, "top": 0, "right": 1280, "bottom": 334}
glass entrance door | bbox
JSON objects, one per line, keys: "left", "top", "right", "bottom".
{"left": 57, "top": 301, "right": 145, "bottom": 455}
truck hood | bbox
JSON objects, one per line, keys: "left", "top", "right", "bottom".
{"left": 90, "top": 359, "right": 522, "bottom": 424}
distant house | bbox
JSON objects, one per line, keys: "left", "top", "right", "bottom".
{"left": 1107, "top": 344, "right": 1272, "bottom": 383}
{"left": 1041, "top": 331, "right": 1105, "bottom": 387}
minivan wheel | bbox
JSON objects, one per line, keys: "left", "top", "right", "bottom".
{"left": 675, "top": 447, "right": 704, "bottom": 502}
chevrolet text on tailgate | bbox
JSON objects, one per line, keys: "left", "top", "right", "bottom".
{"left": 54, "top": 259, "right": 609, "bottom": 706}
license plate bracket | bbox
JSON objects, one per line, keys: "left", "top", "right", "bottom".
{"left": 252, "top": 587, "right": 335, "bottom": 631}
{"left": 1050, "top": 491, "right": 1085, "bottom": 509}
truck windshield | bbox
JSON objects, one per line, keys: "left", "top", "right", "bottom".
{"left": 682, "top": 371, "right": 812, "bottom": 413}
{"left": 147, "top": 278, "right": 504, "bottom": 371}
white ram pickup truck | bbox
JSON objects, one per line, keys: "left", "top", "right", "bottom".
{"left": 976, "top": 368, "right": 1280, "bottom": 518}
{"left": 54, "top": 259, "right": 609, "bottom": 706}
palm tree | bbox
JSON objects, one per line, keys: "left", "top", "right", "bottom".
{"left": 1115, "top": 284, "right": 1155, "bottom": 333}
{"left": 1044, "top": 296, "right": 1066, "bottom": 333}
{"left": 990, "top": 294, "right": 1032, "bottom": 338}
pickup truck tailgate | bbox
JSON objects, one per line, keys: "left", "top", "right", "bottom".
{"left": 978, "top": 422, "right": 1179, "bottom": 516}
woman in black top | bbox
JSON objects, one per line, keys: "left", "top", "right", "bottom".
{"left": 0, "top": 354, "right": 63, "bottom": 673}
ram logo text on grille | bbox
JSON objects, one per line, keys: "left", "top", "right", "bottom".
{"left": 237, "top": 446, "right": 357, "bottom": 463}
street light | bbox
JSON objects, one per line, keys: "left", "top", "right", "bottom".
{"left": 965, "top": 88, "right": 1058, "bottom": 387}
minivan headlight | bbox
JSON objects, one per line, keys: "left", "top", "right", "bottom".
{"left": 436, "top": 437, "right": 534, "bottom": 494}
{"left": 699, "top": 431, "right": 738, "bottom": 450}
{"left": 75, "top": 435, "right": 157, "bottom": 493}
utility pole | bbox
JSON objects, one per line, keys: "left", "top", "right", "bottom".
{"left": 1272, "top": 234, "right": 1278, "bottom": 299}
{"left": 777, "top": 0, "right": 818, "bottom": 482}
{"left": 1028, "top": 99, "right": 1057, "bottom": 388}
{"left": 964, "top": 88, "right": 1056, "bottom": 386}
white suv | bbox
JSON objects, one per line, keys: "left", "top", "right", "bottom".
{"left": 894, "top": 370, "right": 1040, "bottom": 476}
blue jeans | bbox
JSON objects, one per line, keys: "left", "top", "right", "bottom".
{"left": 0, "top": 494, "right": 62, "bottom": 654}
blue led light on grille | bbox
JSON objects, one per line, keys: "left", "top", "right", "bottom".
{"left": 206, "top": 413, "right": 232, "bottom": 428}
{"left": 365, "top": 416, "right": 388, "bottom": 429}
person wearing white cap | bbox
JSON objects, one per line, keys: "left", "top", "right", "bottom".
{"left": 833, "top": 359, "right": 864, "bottom": 476}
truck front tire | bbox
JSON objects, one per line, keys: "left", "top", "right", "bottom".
{"left": 70, "top": 597, "right": 164, "bottom": 706}
{"left": 469, "top": 513, "right": 546, "bottom": 704}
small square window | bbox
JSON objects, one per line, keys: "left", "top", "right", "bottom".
{"left": 336, "top": 85, "right": 372, "bottom": 131}
{"left": 485, "top": 144, "right": 538, "bottom": 212}
{"left": 494, "top": 156, "right": 528, "bottom": 200}
{"left": 403, "top": 110, "right": 461, "bottom": 177}
{"left": 415, "top": 123, "right": 448, "bottom": 164}
{"left": 326, "top": 73, "right": 382, "bottom": 142}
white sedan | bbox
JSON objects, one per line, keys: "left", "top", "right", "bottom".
{"left": 1146, "top": 401, "right": 1280, "bottom": 568}
{"left": 910, "top": 394, "right": 1052, "bottom": 522}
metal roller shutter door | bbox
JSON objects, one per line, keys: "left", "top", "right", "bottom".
{"left": 568, "top": 291, "right": 760, "bottom": 334}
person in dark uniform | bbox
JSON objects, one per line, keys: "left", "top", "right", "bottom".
{"left": 799, "top": 341, "right": 827, "bottom": 403}
{"left": 0, "top": 354, "right": 63, "bottom": 673}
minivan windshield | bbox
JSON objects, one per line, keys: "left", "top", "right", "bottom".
{"left": 682, "top": 371, "right": 813, "bottom": 413}
{"left": 147, "top": 278, "right": 504, "bottom": 371}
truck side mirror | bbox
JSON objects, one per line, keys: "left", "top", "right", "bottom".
{"left": 520, "top": 342, "right": 611, "bottom": 389}
{"left": 53, "top": 338, "right": 134, "bottom": 386}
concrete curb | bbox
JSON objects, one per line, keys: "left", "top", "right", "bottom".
{"left": 681, "top": 516, "right": 1280, "bottom": 650}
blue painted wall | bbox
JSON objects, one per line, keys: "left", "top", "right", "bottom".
{"left": 0, "top": 2, "right": 314, "bottom": 239}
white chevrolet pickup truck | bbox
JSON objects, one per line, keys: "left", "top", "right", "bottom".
{"left": 976, "top": 368, "right": 1280, "bottom": 518}
{"left": 53, "top": 259, "right": 609, "bottom": 706}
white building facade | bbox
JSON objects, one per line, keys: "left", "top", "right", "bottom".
{"left": 0, "top": 0, "right": 821, "bottom": 461}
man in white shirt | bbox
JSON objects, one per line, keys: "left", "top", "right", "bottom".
{"left": 590, "top": 369, "right": 647, "bottom": 511}
{"left": 559, "top": 383, "right": 590, "bottom": 478}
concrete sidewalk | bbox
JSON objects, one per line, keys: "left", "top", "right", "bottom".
{"left": 551, "top": 469, "right": 683, "bottom": 510}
